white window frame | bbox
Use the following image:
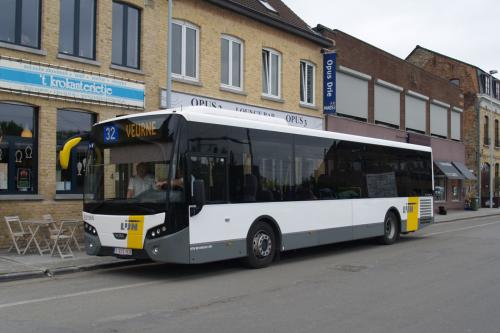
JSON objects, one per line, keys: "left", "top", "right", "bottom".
{"left": 172, "top": 20, "right": 199, "bottom": 81}
{"left": 484, "top": 75, "right": 491, "bottom": 95}
{"left": 220, "top": 35, "right": 244, "bottom": 91}
{"left": 262, "top": 48, "right": 281, "bottom": 99}
{"left": 300, "top": 60, "right": 316, "bottom": 107}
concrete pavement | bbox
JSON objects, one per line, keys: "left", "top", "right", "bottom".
{"left": 0, "top": 216, "right": 499, "bottom": 332}
{"left": 434, "top": 207, "right": 500, "bottom": 222}
{"left": 0, "top": 250, "right": 136, "bottom": 282}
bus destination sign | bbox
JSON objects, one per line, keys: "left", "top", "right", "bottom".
{"left": 100, "top": 117, "right": 164, "bottom": 145}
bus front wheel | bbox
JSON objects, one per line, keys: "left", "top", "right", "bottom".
{"left": 245, "top": 221, "right": 276, "bottom": 269}
{"left": 379, "top": 211, "right": 400, "bottom": 245}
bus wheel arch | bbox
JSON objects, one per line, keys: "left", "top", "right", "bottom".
{"left": 379, "top": 208, "right": 401, "bottom": 245}
{"left": 244, "top": 216, "right": 282, "bottom": 268}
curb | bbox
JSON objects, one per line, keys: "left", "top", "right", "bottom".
{"left": 434, "top": 212, "right": 500, "bottom": 224}
{"left": 0, "top": 270, "right": 46, "bottom": 283}
{"left": 0, "top": 259, "right": 138, "bottom": 283}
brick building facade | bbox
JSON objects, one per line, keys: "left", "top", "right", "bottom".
{"left": 407, "top": 46, "right": 499, "bottom": 207}
{"left": 0, "top": 0, "right": 330, "bottom": 248}
{"left": 315, "top": 27, "right": 469, "bottom": 212}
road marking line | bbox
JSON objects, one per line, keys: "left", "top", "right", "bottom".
{"left": 0, "top": 280, "right": 160, "bottom": 310}
{"left": 423, "top": 220, "right": 500, "bottom": 236}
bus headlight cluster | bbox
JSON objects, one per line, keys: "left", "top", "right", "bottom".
{"left": 84, "top": 222, "right": 98, "bottom": 235}
{"left": 147, "top": 224, "right": 168, "bottom": 239}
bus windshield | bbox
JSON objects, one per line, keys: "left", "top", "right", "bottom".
{"left": 83, "top": 115, "right": 185, "bottom": 215}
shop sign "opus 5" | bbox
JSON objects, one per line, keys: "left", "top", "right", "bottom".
{"left": 0, "top": 58, "right": 145, "bottom": 108}
{"left": 161, "top": 90, "right": 324, "bottom": 130}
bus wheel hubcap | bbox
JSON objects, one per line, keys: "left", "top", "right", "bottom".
{"left": 253, "top": 232, "right": 272, "bottom": 258}
{"left": 386, "top": 217, "right": 395, "bottom": 239}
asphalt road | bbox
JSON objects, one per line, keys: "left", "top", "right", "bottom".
{"left": 1, "top": 216, "right": 500, "bottom": 333}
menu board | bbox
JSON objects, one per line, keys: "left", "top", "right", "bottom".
{"left": 366, "top": 172, "right": 397, "bottom": 198}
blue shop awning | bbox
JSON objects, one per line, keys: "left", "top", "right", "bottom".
{"left": 434, "top": 161, "right": 465, "bottom": 180}
{"left": 452, "top": 162, "right": 477, "bottom": 180}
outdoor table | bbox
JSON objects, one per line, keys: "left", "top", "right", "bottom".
{"left": 21, "top": 219, "right": 55, "bottom": 255}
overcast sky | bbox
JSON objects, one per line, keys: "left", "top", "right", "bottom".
{"left": 286, "top": 0, "right": 500, "bottom": 77}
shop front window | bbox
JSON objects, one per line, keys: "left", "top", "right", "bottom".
{"left": 450, "top": 179, "right": 461, "bottom": 202}
{"left": 56, "top": 110, "right": 96, "bottom": 194}
{"left": 434, "top": 176, "right": 446, "bottom": 202}
{"left": 0, "top": 103, "right": 37, "bottom": 194}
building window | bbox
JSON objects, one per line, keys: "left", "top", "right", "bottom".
{"left": 112, "top": 2, "right": 140, "bottom": 69}
{"left": 0, "top": 103, "right": 37, "bottom": 194}
{"left": 450, "top": 179, "right": 461, "bottom": 201}
{"left": 300, "top": 61, "right": 315, "bottom": 106}
{"left": 262, "top": 49, "right": 281, "bottom": 98}
{"left": 59, "top": 0, "right": 96, "bottom": 59}
{"left": 450, "top": 78, "right": 460, "bottom": 87}
{"left": 258, "top": 0, "right": 277, "bottom": 12}
{"left": 220, "top": 35, "right": 243, "bottom": 90}
{"left": 482, "top": 74, "right": 491, "bottom": 95}
{"left": 492, "top": 80, "right": 500, "bottom": 99}
{"left": 484, "top": 116, "right": 490, "bottom": 146}
{"left": 0, "top": 0, "right": 41, "bottom": 49}
{"left": 56, "top": 110, "right": 96, "bottom": 194}
{"left": 434, "top": 176, "right": 446, "bottom": 202}
{"left": 496, "top": 120, "right": 499, "bottom": 147}
{"left": 172, "top": 20, "right": 199, "bottom": 81}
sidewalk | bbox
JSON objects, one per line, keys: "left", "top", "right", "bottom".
{"left": 434, "top": 208, "right": 500, "bottom": 223}
{"left": 0, "top": 250, "right": 136, "bottom": 282}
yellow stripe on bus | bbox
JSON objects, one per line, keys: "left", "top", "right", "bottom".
{"left": 127, "top": 215, "right": 145, "bottom": 249}
{"left": 407, "top": 197, "right": 419, "bottom": 232}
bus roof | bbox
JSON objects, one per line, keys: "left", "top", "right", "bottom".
{"left": 98, "top": 106, "right": 432, "bottom": 153}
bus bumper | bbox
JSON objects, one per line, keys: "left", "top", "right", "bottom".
{"left": 85, "top": 228, "right": 190, "bottom": 263}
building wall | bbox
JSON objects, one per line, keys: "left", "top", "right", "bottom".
{"left": 170, "top": 0, "right": 324, "bottom": 118}
{"left": 317, "top": 28, "right": 466, "bottom": 211}
{"left": 406, "top": 48, "right": 480, "bottom": 200}
{"left": 478, "top": 98, "right": 500, "bottom": 206}
{"left": 0, "top": 0, "right": 326, "bottom": 248}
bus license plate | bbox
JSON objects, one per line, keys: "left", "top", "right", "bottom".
{"left": 114, "top": 248, "right": 132, "bottom": 256}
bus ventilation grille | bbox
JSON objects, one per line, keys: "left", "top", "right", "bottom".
{"left": 419, "top": 198, "right": 433, "bottom": 217}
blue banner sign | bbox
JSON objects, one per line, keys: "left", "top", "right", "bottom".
{"left": 323, "top": 52, "right": 337, "bottom": 114}
{"left": 0, "top": 58, "right": 144, "bottom": 108}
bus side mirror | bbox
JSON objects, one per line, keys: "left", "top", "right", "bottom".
{"left": 59, "top": 137, "right": 82, "bottom": 170}
{"left": 193, "top": 179, "right": 206, "bottom": 207}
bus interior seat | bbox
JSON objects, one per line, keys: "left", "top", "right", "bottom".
{"left": 243, "top": 174, "right": 258, "bottom": 202}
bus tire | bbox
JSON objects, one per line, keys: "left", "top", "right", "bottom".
{"left": 378, "top": 211, "right": 400, "bottom": 245}
{"left": 244, "top": 221, "right": 276, "bottom": 269}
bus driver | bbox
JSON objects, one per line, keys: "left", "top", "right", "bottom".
{"left": 127, "top": 162, "right": 155, "bottom": 198}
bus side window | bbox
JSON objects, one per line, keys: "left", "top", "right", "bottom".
{"left": 190, "top": 156, "right": 226, "bottom": 203}
{"left": 294, "top": 135, "right": 337, "bottom": 200}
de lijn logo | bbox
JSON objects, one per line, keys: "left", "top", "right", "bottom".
{"left": 403, "top": 202, "right": 416, "bottom": 214}
{"left": 121, "top": 222, "right": 139, "bottom": 231}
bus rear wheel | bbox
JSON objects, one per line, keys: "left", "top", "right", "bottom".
{"left": 378, "top": 211, "right": 400, "bottom": 245}
{"left": 245, "top": 221, "right": 276, "bottom": 269}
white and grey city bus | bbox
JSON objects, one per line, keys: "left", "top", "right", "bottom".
{"left": 60, "top": 106, "right": 434, "bottom": 268}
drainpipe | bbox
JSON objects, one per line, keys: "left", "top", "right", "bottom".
{"left": 166, "top": 0, "right": 173, "bottom": 109}
{"left": 476, "top": 97, "right": 481, "bottom": 207}
{"left": 490, "top": 103, "right": 494, "bottom": 208}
